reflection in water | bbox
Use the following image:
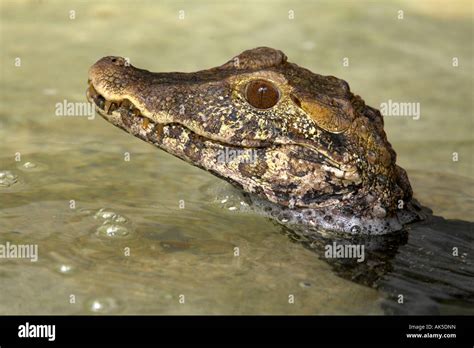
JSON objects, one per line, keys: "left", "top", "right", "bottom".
{"left": 0, "top": 151, "right": 387, "bottom": 315}
{"left": 280, "top": 210, "right": 474, "bottom": 314}
{"left": 0, "top": 149, "right": 473, "bottom": 315}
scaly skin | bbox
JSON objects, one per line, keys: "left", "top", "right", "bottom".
{"left": 86, "top": 47, "right": 422, "bottom": 234}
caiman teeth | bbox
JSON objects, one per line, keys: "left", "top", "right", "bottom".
{"left": 87, "top": 83, "right": 104, "bottom": 108}
{"left": 88, "top": 83, "right": 139, "bottom": 117}
{"left": 96, "top": 95, "right": 105, "bottom": 109}
{"left": 104, "top": 100, "right": 118, "bottom": 114}
{"left": 121, "top": 99, "right": 132, "bottom": 108}
{"left": 130, "top": 108, "right": 140, "bottom": 117}
{"left": 155, "top": 123, "right": 164, "bottom": 138}
{"left": 87, "top": 83, "right": 99, "bottom": 99}
{"left": 142, "top": 117, "right": 150, "bottom": 130}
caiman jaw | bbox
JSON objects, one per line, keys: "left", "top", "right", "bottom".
{"left": 86, "top": 80, "right": 355, "bottom": 210}
{"left": 87, "top": 82, "right": 163, "bottom": 138}
{"left": 86, "top": 81, "right": 272, "bottom": 153}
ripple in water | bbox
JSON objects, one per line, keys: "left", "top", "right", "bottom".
{"left": 17, "top": 161, "right": 48, "bottom": 172}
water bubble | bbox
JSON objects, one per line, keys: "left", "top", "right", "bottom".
{"left": 91, "top": 301, "right": 103, "bottom": 312}
{"left": 96, "top": 224, "right": 130, "bottom": 238}
{"left": 87, "top": 297, "right": 120, "bottom": 313}
{"left": 94, "top": 208, "right": 127, "bottom": 223}
{"left": 0, "top": 171, "right": 18, "bottom": 187}
{"left": 58, "top": 264, "right": 73, "bottom": 274}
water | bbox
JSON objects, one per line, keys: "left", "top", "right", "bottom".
{"left": 0, "top": 0, "right": 472, "bottom": 314}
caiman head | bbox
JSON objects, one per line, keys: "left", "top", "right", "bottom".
{"left": 87, "top": 47, "right": 420, "bottom": 234}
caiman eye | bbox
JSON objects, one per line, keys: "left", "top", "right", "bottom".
{"left": 245, "top": 79, "right": 280, "bottom": 109}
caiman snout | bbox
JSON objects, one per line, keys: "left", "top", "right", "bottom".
{"left": 88, "top": 56, "right": 147, "bottom": 103}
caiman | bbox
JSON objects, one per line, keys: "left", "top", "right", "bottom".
{"left": 86, "top": 47, "right": 424, "bottom": 235}
{"left": 86, "top": 47, "right": 473, "bottom": 314}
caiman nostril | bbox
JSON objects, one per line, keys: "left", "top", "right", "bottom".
{"left": 110, "top": 57, "right": 126, "bottom": 66}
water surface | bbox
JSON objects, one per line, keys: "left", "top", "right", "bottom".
{"left": 0, "top": 0, "right": 472, "bottom": 314}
